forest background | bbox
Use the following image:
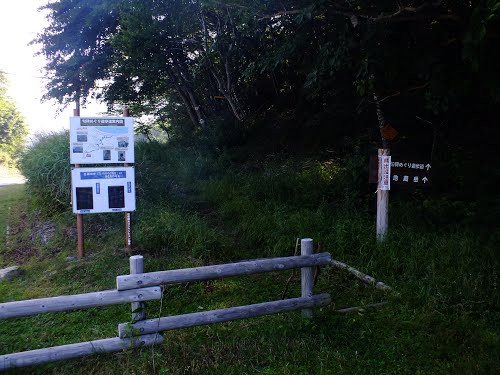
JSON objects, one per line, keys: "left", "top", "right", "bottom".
{"left": 0, "top": 1, "right": 498, "bottom": 373}
{"left": 30, "top": 0, "right": 500, "bottom": 215}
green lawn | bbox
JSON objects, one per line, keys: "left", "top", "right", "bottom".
{"left": 0, "top": 184, "right": 25, "bottom": 261}
{"left": 0, "top": 185, "right": 498, "bottom": 374}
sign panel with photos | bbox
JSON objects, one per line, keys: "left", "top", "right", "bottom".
{"left": 70, "top": 117, "right": 135, "bottom": 164}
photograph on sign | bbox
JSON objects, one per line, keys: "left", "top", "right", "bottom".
{"left": 69, "top": 117, "right": 135, "bottom": 164}
{"left": 71, "top": 167, "right": 136, "bottom": 214}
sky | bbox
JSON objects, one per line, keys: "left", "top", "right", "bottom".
{"left": 0, "top": 1, "right": 106, "bottom": 139}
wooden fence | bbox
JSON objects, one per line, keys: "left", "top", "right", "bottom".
{"left": 0, "top": 238, "right": 331, "bottom": 371}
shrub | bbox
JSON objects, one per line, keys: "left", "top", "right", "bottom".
{"left": 134, "top": 141, "right": 223, "bottom": 206}
{"left": 134, "top": 206, "right": 230, "bottom": 261}
{"left": 18, "top": 131, "right": 71, "bottom": 210}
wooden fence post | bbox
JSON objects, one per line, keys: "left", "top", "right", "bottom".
{"left": 130, "top": 255, "right": 145, "bottom": 321}
{"left": 301, "top": 238, "right": 314, "bottom": 318}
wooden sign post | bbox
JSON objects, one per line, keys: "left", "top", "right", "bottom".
{"left": 70, "top": 107, "right": 135, "bottom": 258}
{"left": 376, "top": 149, "right": 390, "bottom": 242}
{"left": 370, "top": 154, "right": 432, "bottom": 243}
{"left": 73, "top": 105, "right": 85, "bottom": 258}
{"left": 123, "top": 108, "right": 132, "bottom": 253}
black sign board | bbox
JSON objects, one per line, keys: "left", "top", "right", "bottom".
{"left": 369, "top": 156, "right": 432, "bottom": 187}
{"left": 76, "top": 187, "right": 94, "bottom": 210}
{"left": 390, "top": 160, "right": 431, "bottom": 187}
{"left": 108, "top": 186, "right": 125, "bottom": 208}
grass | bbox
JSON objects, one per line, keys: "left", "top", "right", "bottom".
{"left": 1, "top": 143, "right": 499, "bottom": 374}
{"left": 0, "top": 184, "right": 25, "bottom": 262}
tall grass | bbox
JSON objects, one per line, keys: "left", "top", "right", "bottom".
{"left": 134, "top": 206, "right": 231, "bottom": 260}
{"left": 5, "top": 137, "right": 498, "bottom": 372}
{"left": 16, "top": 134, "right": 499, "bottom": 318}
{"left": 18, "top": 131, "right": 71, "bottom": 210}
{"left": 134, "top": 141, "right": 226, "bottom": 206}
{"left": 194, "top": 158, "right": 498, "bottom": 316}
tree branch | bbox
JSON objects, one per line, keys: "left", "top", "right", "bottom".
{"left": 257, "top": 9, "right": 304, "bottom": 20}
{"left": 255, "top": 1, "right": 460, "bottom": 24}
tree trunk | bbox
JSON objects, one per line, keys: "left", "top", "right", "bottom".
{"left": 374, "top": 94, "right": 390, "bottom": 148}
{"left": 166, "top": 66, "right": 203, "bottom": 130}
{"left": 210, "top": 68, "right": 245, "bottom": 121}
{"left": 174, "top": 63, "right": 208, "bottom": 130}
{"left": 200, "top": 9, "right": 245, "bottom": 122}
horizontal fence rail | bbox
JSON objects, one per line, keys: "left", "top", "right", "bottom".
{"left": 116, "top": 252, "right": 332, "bottom": 290}
{"left": 0, "top": 287, "right": 161, "bottom": 320}
{"left": 118, "top": 293, "right": 331, "bottom": 338}
{"left": 0, "top": 334, "right": 163, "bottom": 371}
{"left": 0, "top": 238, "right": 331, "bottom": 371}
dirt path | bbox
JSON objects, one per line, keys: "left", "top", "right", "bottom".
{"left": 0, "top": 169, "right": 26, "bottom": 188}
{"left": 0, "top": 177, "right": 25, "bottom": 188}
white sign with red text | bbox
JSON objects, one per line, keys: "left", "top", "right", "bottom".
{"left": 378, "top": 155, "right": 391, "bottom": 190}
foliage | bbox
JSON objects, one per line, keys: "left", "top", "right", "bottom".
{"left": 33, "top": 1, "right": 119, "bottom": 107}
{"left": 10, "top": 3, "right": 499, "bottom": 369}
{"left": 34, "top": 1, "right": 500, "bottom": 154}
{"left": 134, "top": 207, "right": 230, "bottom": 260}
{"left": 18, "top": 131, "right": 71, "bottom": 210}
{"left": 134, "top": 140, "right": 223, "bottom": 204}
{"left": 0, "top": 72, "right": 28, "bottom": 166}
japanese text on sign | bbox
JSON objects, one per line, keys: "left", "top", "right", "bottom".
{"left": 80, "top": 118, "right": 125, "bottom": 126}
{"left": 390, "top": 160, "right": 431, "bottom": 187}
{"left": 71, "top": 167, "right": 136, "bottom": 214}
{"left": 80, "top": 171, "right": 127, "bottom": 180}
{"left": 391, "top": 161, "right": 431, "bottom": 171}
{"left": 379, "top": 155, "right": 391, "bottom": 190}
{"left": 70, "top": 117, "right": 134, "bottom": 164}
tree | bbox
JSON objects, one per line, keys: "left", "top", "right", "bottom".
{"left": 0, "top": 72, "right": 28, "bottom": 166}
{"left": 34, "top": 0, "right": 120, "bottom": 108}
{"left": 36, "top": 0, "right": 500, "bottom": 153}
{"left": 36, "top": 0, "right": 217, "bottom": 135}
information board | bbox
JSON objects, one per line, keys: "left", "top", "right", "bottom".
{"left": 369, "top": 156, "right": 431, "bottom": 187}
{"left": 71, "top": 167, "right": 136, "bottom": 214}
{"left": 390, "top": 160, "right": 431, "bottom": 187}
{"left": 70, "top": 117, "right": 134, "bottom": 164}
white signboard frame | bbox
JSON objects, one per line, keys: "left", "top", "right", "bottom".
{"left": 71, "top": 167, "right": 136, "bottom": 214}
{"left": 70, "top": 117, "right": 135, "bottom": 164}
{"left": 378, "top": 155, "right": 391, "bottom": 191}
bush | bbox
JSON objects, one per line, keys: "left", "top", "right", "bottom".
{"left": 0, "top": 148, "right": 14, "bottom": 168}
{"left": 18, "top": 131, "right": 71, "bottom": 210}
{"left": 134, "top": 141, "right": 224, "bottom": 206}
{"left": 134, "top": 206, "right": 231, "bottom": 261}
